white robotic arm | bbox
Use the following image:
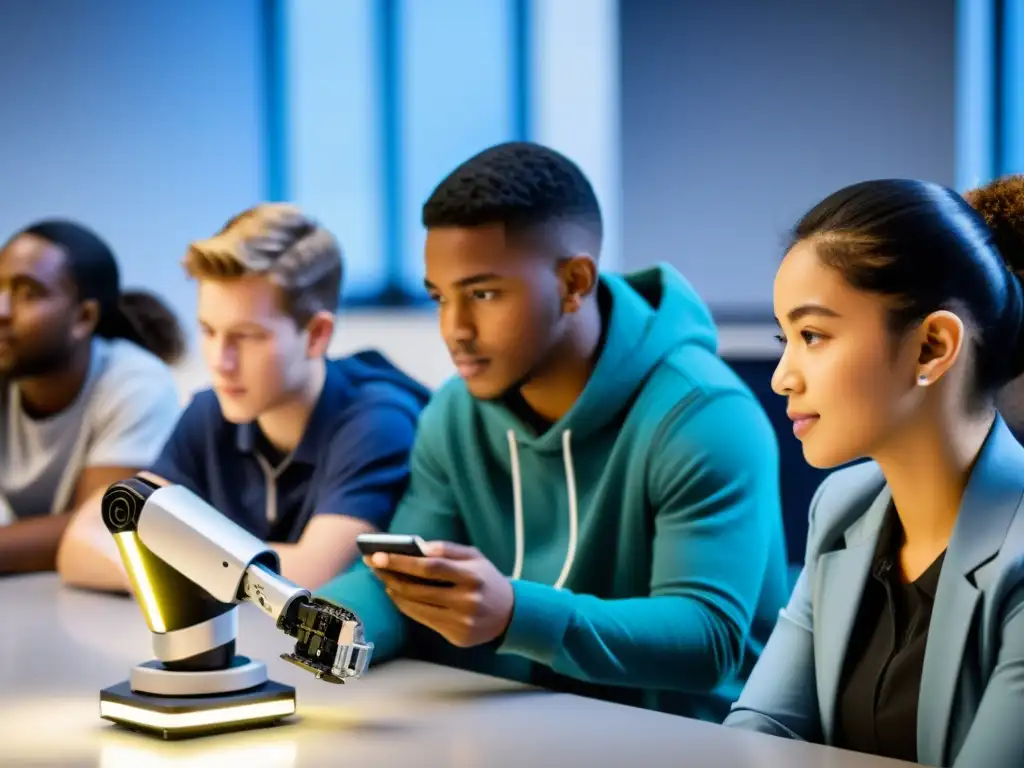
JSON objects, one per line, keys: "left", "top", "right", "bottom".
{"left": 101, "top": 475, "right": 372, "bottom": 686}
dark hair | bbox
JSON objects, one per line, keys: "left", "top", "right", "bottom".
{"left": 184, "top": 203, "right": 343, "bottom": 326}
{"left": 421, "top": 141, "right": 603, "bottom": 251}
{"left": 791, "top": 178, "right": 1024, "bottom": 396}
{"left": 19, "top": 220, "right": 186, "bottom": 365}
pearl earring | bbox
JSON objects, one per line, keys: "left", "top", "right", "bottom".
{"left": 917, "top": 374, "right": 929, "bottom": 386}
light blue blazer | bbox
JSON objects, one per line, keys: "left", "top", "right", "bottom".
{"left": 724, "top": 415, "right": 1024, "bottom": 767}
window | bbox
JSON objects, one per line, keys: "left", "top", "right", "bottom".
{"left": 269, "top": 0, "right": 525, "bottom": 307}
{"left": 954, "top": 0, "right": 1024, "bottom": 189}
{"left": 265, "top": 0, "right": 620, "bottom": 307}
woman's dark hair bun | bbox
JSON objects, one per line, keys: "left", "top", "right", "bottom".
{"left": 965, "top": 175, "right": 1024, "bottom": 378}
{"left": 965, "top": 175, "right": 1024, "bottom": 275}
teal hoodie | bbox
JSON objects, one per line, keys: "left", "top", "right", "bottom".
{"left": 318, "top": 263, "right": 788, "bottom": 721}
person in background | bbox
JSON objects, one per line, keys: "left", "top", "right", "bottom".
{"left": 0, "top": 220, "right": 183, "bottom": 574}
{"left": 58, "top": 203, "right": 430, "bottom": 591}
{"left": 317, "top": 141, "right": 789, "bottom": 721}
{"left": 724, "top": 177, "right": 1024, "bottom": 767}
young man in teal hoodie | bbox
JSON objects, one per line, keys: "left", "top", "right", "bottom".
{"left": 317, "top": 142, "right": 789, "bottom": 721}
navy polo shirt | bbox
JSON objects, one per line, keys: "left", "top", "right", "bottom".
{"left": 149, "top": 351, "right": 430, "bottom": 543}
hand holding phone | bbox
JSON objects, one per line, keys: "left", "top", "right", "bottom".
{"left": 358, "top": 538, "right": 515, "bottom": 649}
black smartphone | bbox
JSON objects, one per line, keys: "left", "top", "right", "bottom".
{"left": 355, "top": 534, "right": 452, "bottom": 587}
{"left": 355, "top": 533, "right": 428, "bottom": 557}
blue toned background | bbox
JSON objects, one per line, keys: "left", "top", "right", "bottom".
{"left": 1, "top": 0, "right": 1022, "bottom": 561}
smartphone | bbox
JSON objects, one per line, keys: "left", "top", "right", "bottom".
{"left": 355, "top": 533, "right": 428, "bottom": 557}
{"left": 355, "top": 533, "right": 452, "bottom": 587}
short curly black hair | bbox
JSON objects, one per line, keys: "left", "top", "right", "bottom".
{"left": 421, "top": 141, "right": 603, "bottom": 249}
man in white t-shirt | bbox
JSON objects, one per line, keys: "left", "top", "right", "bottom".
{"left": 0, "top": 220, "right": 183, "bottom": 574}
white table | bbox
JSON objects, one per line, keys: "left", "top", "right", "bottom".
{"left": 0, "top": 574, "right": 915, "bottom": 767}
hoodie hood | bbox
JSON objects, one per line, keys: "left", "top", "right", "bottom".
{"left": 338, "top": 349, "right": 433, "bottom": 416}
{"left": 481, "top": 262, "right": 718, "bottom": 452}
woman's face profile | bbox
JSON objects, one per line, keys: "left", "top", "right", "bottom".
{"left": 771, "top": 240, "right": 922, "bottom": 468}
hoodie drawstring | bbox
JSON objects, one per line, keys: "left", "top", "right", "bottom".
{"left": 505, "top": 429, "right": 579, "bottom": 590}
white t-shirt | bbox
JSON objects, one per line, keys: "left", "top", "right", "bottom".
{"left": 0, "top": 337, "right": 182, "bottom": 522}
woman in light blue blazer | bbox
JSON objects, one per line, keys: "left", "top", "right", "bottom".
{"left": 724, "top": 176, "right": 1024, "bottom": 767}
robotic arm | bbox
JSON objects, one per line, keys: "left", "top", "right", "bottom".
{"left": 101, "top": 475, "right": 372, "bottom": 685}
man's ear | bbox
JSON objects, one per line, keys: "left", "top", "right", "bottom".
{"left": 304, "top": 311, "right": 335, "bottom": 358}
{"left": 558, "top": 255, "right": 598, "bottom": 314}
{"left": 913, "top": 310, "right": 965, "bottom": 386}
{"left": 71, "top": 298, "right": 101, "bottom": 342}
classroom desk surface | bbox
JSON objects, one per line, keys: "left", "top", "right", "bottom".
{"left": 0, "top": 574, "right": 915, "bottom": 767}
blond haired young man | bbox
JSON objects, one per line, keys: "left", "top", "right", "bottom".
{"left": 58, "top": 204, "right": 429, "bottom": 590}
